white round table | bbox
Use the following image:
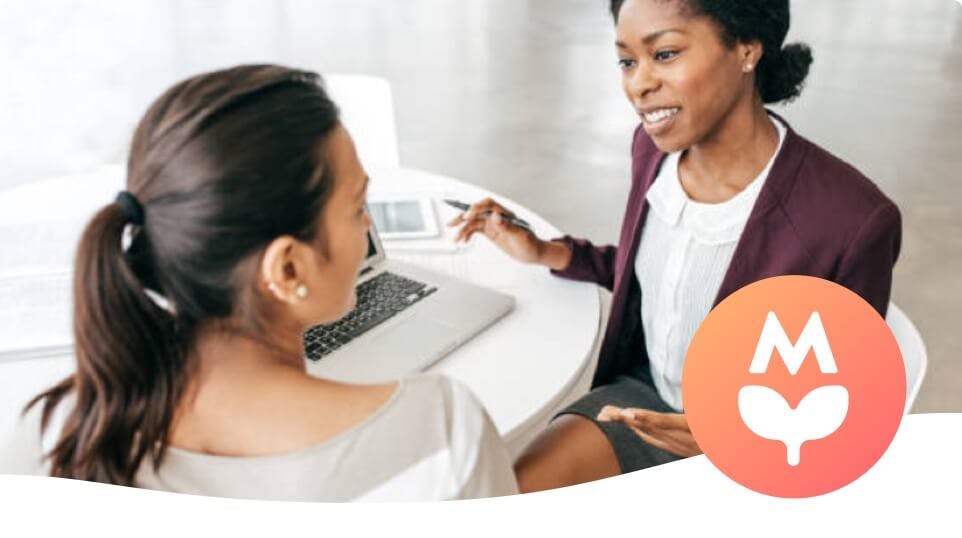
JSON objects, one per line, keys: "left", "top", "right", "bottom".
{"left": 0, "top": 165, "right": 603, "bottom": 456}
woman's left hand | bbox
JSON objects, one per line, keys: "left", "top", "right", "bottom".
{"left": 597, "top": 406, "right": 703, "bottom": 458}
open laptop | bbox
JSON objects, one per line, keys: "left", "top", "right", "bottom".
{"left": 303, "top": 219, "right": 514, "bottom": 384}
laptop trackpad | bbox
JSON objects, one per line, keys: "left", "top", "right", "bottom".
{"left": 372, "top": 316, "right": 458, "bottom": 360}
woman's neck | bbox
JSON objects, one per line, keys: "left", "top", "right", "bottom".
{"left": 174, "top": 325, "right": 307, "bottom": 422}
{"left": 678, "top": 97, "right": 779, "bottom": 204}
{"left": 168, "top": 328, "right": 316, "bottom": 453}
{"left": 197, "top": 330, "right": 305, "bottom": 371}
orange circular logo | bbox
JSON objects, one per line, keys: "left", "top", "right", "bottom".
{"left": 683, "top": 276, "right": 905, "bottom": 498}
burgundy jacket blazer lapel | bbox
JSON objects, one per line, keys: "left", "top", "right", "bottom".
{"left": 554, "top": 113, "right": 901, "bottom": 389}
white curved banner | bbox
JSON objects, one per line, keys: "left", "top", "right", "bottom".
{"left": 1, "top": 413, "right": 959, "bottom": 536}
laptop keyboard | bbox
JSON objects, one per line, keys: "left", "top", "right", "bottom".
{"left": 303, "top": 271, "right": 438, "bottom": 361}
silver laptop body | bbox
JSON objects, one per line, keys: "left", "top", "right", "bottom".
{"left": 304, "top": 222, "right": 514, "bottom": 384}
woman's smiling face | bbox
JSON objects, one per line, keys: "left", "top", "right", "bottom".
{"left": 615, "top": 0, "right": 757, "bottom": 153}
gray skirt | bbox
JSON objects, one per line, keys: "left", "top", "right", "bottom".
{"left": 555, "top": 369, "right": 684, "bottom": 473}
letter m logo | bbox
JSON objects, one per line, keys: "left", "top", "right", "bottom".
{"left": 749, "top": 312, "right": 838, "bottom": 375}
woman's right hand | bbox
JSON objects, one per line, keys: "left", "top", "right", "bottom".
{"left": 447, "top": 198, "right": 569, "bottom": 269}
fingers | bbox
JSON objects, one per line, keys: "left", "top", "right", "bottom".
{"left": 451, "top": 199, "right": 498, "bottom": 242}
{"left": 466, "top": 198, "right": 515, "bottom": 220}
{"left": 445, "top": 197, "right": 515, "bottom": 228}
{"left": 447, "top": 213, "right": 465, "bottom": 227}
{"left": 617, "top": 409, "right": 683, "bottom": 431}
{"left": 487, "top": 211, "right": 511, "bottom": 234}
{"left": 596, "top": 406, "right": 698, "bottom": 457}
{"left": 597, "top": 406, "right": 644, "bottom": 425}
{"left": 448, "top": 211, "right": 506, "bottom": 229}
{"left": 597, "top": 405, "right": 623, "bottom": 422}
{"left": 625, "top": 425, "right": 676, "bottom": 454}
{"left": 636, "top": 410, "right": 686, "bottom": 431}
{"left": 597, "top": 407, "right": 667, "bottom": 432}
{"left": 452, "top": 210, "right": 521, "bottom": 245}
{"left": 454, "top": 219, "right": 487, "bottom": 243}
{"left": 631, "top": 424, "right": 702, "bottom": 457}
{"left": 600, "top": 407, "right": 645, "bottom": 426}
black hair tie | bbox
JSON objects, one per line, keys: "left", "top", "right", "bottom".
{"left": 115, "top": 191, "right": 145, "bottom": 226}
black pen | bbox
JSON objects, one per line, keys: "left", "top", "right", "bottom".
{"left": 443, "top": 199, "right": 533, "bottom": 231}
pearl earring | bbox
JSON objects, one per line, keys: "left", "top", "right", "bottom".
{"left": 296, "top": 284, "right": 309, "bottom": 299}
{"left": 744, "top": 64, "right": 754, "bottom": 73}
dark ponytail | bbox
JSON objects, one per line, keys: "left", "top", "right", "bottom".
{"left": 609, "top": 0, "right": 814, "bottom": 104}
{"left": 28, "top": 65, "right": 341, "bottom": 485}
{"left": 32, "top": 204, "right": 185, "bottom": 484}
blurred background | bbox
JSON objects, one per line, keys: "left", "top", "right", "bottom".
{"left": 0, "top": 0, "right": 959, "bottom": 411}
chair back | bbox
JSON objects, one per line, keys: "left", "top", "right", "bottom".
{"left": 886, "top": 303, "right": 928, "bottom": 412}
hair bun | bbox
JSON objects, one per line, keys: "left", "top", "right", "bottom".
{"left": 758, "top": 42, "right": 814, "bottom": 104}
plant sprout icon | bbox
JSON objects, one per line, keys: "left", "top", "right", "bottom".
{"left": 737, "top": 312, "right": 849, "bottom": 466}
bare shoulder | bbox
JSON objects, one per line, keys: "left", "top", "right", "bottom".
{"left": 170, "top": 370, "right": 400, "bottom": 457}
{"left": 297, "top": 375, "right": 399, "bottom": 421}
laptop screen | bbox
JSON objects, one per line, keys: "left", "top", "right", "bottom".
{"left": 359, "top": 221, "right": 386, "bottom": 275}
{"left": 359, "top": 202, "right": 387, "bottom": 274}
{"left": 365, "top": 231, "right": 377, "bottom": 260}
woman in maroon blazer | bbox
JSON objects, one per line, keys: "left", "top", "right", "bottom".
{"left": 450, "top": 0, "right": 901, "bottom": 492}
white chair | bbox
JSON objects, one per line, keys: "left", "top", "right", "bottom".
{"left": 324, "top": 74, "right": 400, "bottom": 168}
{"left": 887, "top": 303, "right": 927, "bottom": 412}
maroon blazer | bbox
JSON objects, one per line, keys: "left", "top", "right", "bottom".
{"left": 553, "top": 114, "right": 902, "bottom": 388}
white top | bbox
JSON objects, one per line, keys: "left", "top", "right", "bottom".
{"left": 635, "top": 117, "right": 787, "bottom": 411}
{"left": 0, "top": 373, "right": 518, "bottom": 502}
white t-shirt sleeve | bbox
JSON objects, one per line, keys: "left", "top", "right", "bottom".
{"left": 441, "top": 377, "right": 518, "bottom": 499}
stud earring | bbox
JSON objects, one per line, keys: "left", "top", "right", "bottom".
{"left": 744, "top": 64, "right": 754, "bottom": 73}
{"left": 296, "top": 284, "right": 309, "bottom": 299}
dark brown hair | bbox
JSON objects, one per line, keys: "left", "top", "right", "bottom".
{"left": 27, "top": 64, "right": 342, "bottom": 485}
{"left": 609, "top": 0, "right": 813, "bottom": 103}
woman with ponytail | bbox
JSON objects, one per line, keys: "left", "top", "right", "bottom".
{"left": 451, "top": 0, "right": 901, "bottom": 491}
{"left": 0, "top": 65, "right": 517, "bottom": 500}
